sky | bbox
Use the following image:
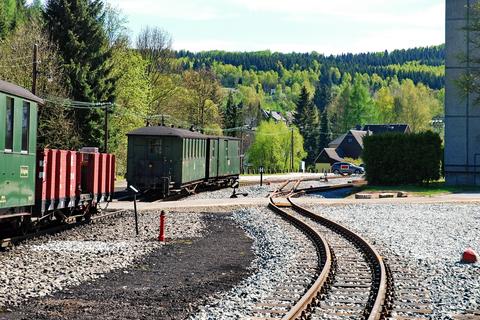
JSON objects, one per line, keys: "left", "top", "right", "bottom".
{"left": 68, "top": 0, "right": 448, "bottom": 54}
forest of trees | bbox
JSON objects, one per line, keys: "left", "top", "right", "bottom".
{"left": 0, "top": 0, "right": 446, "bottom": 174}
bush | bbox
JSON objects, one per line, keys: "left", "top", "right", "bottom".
{"left": 363, "top": 131, "right": 442, "bottom": 185}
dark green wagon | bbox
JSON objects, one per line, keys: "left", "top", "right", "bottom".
{"left": 126, "top": 126, "right": 240, "bottom": 196}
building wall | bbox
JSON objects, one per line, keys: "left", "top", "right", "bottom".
{"left": 445, "top": 0, "right": 480, "bottom": 185}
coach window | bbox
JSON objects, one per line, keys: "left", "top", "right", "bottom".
{"left": 21, "top": 101, "right": 30, "bottom": 153}
{"left": 149, "top": 139, "right": 162, "bottom": 157}
{"left": 5, "top": 97, "right": 14, "bottom": 152}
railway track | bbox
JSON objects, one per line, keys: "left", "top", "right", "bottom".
{"left": 0, "top": 209, "right": 129, "bottom": 249}
{"left": 261, "top": 180, "right": 392, "bottom": 320}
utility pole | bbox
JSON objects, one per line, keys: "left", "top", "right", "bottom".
{"left": 104, "top": 104, "right": 109, "bottom": 153}
{"left": 32, "top": 44, "right": 38, "bottom": 95}
{"left": 291, "top": 127, "right": 294, "bottom": 172}
{"left": 240, "top": 127, "right": 244, "bottom": 173}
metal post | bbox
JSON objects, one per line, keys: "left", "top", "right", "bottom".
{"left": 158, "top": 210, "right": 165, "bottom": 242}
{"left": 291, "top": 128, "right": 294, "bottom": 172}
{"left": 32, "top": 44, "right": 38, "bottom": 95}
{"left": 104, "top": 105, "right": 109, "bottom": 153}
{"left": 240, "top": 128, "right": 244, "bottom": 173}
{"left": 133, "top": 193, "right": 139, "bottom": 236}
{"left": 260, "top": 166, "right": 264, "bottom": 186}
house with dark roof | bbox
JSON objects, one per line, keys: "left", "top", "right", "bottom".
{"left": 314, "top": 148, "right": 343, "bottom": 165}
{"left": 335, "top": 130, "right": 368, "bottom": 159}
{"left": 314, "top": 124, "right": 410, "bottom": 169}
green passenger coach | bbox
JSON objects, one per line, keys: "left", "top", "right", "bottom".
{"left": 0, "top": 80, "right": 41, "bottom": 215}
{"left": 127, "top": 126, "right": 240, "bottom": 196}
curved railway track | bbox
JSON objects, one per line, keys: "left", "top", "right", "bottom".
{"left": 263, "top": 180, "right": 392, "bottom": 320}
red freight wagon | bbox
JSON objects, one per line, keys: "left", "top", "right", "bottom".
{"left": 35, "top": 148, "right": 115, "bottom": 218}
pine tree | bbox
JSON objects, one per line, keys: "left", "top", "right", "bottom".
{"left": 313, "top": 82, "right": 332, "bottom": 113}
{"left": 45, "top": 0, "right": 115, "bottom": 147}
{"left": 319, "top": 109, "right": 332, "bottom": 149}
{"left": 303, "top": 103, "right": 320, "bottom": 164}
{"left": 294, "top": 85, "right": 309, "bottom": 128}
{"left": 224, "top": 91, "right": 239, "bottom": 136}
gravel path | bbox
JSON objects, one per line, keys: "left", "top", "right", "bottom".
{"left": 0, "top": 210, "right": 204, "bottom": 311}
{"left": 306, "top": 203, "right": 480, "bottom": 318}
{"left": 188, "top": 184, "right": 281, "bottom": 200}
{"left": 1, "top": 213, "right": 254, "bottom": 320}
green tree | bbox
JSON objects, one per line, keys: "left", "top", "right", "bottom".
{"left": 318, "top": 109, "right": 332, "bottom": 149}
{"left": 0, "top": 18, "right": 80, "bottom": 149}
{"left": 182, "top": 68, "right": 223, "bottom": 128}
{"left": 109, "top": 45, "right": 151, "bottom": 176}
{"left": 224, "top": 91, "right": 240, "bottom": 136}
{"left": 247, "top": 120, "right": 306, "bottom": 172}
{"left": 393, "top": 79, "right": 436, "bottom": 132}
{"left": 374, "top": 86, "right": 395, "bottom": 123}
{"left": 343, "top": 74, "right": 377, "bottom": 129}
{"left": 294, "top": 85, "right": 310, "bottom": 128}
{"left": 302, "top": 103, "right": 320, "bottom": 165}
{"left": 45, "top": 0, "right": 116, "bottom": 148}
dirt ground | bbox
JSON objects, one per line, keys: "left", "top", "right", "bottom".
{"left": 0, "top": 213, "right": 254, "bottom": 320}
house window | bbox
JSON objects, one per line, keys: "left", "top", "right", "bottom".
{"left": 5, "top": 97, "right": 14, "bottom": 152}
{"left": 21, "top": 101, "right": 30, "bottom": 153}
{"left": 348, "top": 138, "right": 352, "bottom": 143}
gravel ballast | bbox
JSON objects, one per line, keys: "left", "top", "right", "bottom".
{"left": 307, "top": 202, "right": 480, "bottom": 318}
{"left": 191, "top": 207, "right": 318, "bottom": 319}
{"left": 0, "top": 210, "right": 205, "bottom": 311}
{"left": 1, "top": 213, "right": 254, "bottom": 320}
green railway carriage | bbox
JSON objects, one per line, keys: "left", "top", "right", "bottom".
{"left": 126, "top": 126, "right": 240, "bottom": 196}
{"left": 207, "top": 138, "right": 241, "bottom": 180}
{"left": 0, "top": 80, "right": 41, "bottom": 216}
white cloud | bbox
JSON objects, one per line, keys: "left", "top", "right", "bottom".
{"left": 107, "top": 0, "right": 444, "bottom": 54}
{"left": 107, "top": 0, "right": 225, "bottom": 21}
{"left": 232, "top": 0, "right": 444, "bottom": 28}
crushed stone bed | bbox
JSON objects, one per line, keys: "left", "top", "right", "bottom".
{"left": 1, "top": 213, "right": 254, "bottom": 320}
{"left": 188, "top": 184, "right": 281, "bottom": 200}
{"left": 191, "top": 207, "right": 318, "bottom": 319}
{"left": 307, "top": 203, "right": 480, "bottom": 319}
{"left": 0, "top": 210, "right": 204, "bottom": 311}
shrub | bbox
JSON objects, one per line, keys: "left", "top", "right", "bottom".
{"left": 363, "top": 131, "right": 442, "bottom": 185}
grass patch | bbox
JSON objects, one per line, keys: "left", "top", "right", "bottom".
{"left": 361, "top": 181, "right": 480, "bottom": 197}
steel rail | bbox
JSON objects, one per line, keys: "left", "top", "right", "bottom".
{"left": 288, "top": 197, "right": 389, "bottom": 320}
{"left": 268, "top": 195, "right": 333, "bottom": 320}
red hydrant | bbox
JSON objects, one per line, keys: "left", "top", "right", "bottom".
{"left": 158, "top": 210, "right": 166, "bottom": 242}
